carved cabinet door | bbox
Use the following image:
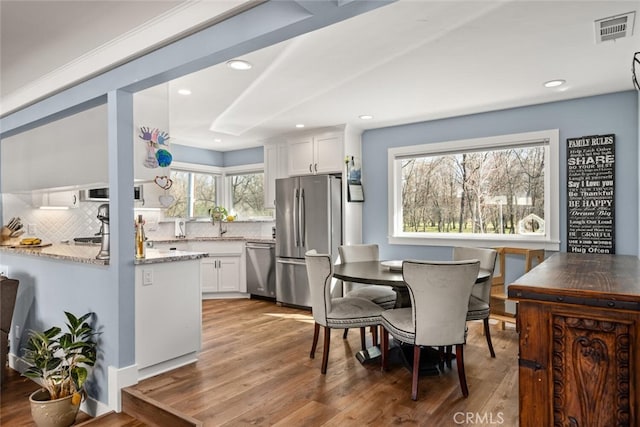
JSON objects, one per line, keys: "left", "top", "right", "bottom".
{"left": 518, "top": 301, "right": 635, "bottom": 427}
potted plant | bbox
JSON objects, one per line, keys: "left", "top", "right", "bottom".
{"left": 209, "top": 205, "right": 228, "bottom": 222}
{"left": 22, "top": 311, "right": 98, "bottom": 427}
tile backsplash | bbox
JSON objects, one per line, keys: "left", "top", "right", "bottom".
{"left": 2, "top": 193, "right": 274, "bottom": 243}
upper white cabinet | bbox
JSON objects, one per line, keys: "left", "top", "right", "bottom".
{"left": 263, "top": 140, "right": 288, "bottom": 209}
{"left": 32, "top": 190, "right": 80, "bottom": 208}
{"left": 1, "top": 104, "right": 108, "bottom": 193}
{"left": 288, "top": 131, "right": 343, "bottom": 176}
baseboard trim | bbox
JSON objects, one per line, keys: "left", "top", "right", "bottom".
{"left": 137, "top": 352, "right": 197, "bottom": 381}
{"left": 109, "top": 364, "right": 139, "bottom": 413}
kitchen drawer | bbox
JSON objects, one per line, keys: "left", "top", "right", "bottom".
{"left": 188, "top": 241, "right": 244, "bottom": 255}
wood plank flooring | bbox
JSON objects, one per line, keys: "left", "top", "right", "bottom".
{"left": 1, "top": 299, "right": 519, "bottom": 426}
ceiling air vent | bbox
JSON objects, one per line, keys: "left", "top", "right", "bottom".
{"left": 594, "top": 11, "right": 635, "bottom": 43}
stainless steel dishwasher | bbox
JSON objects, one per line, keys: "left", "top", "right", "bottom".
{"left": 245, "top": 241, "right": 276, "bottom": 299}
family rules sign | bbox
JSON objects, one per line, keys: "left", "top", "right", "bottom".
{"left": 566, "top": 134, "right": 615, "bottom": 254}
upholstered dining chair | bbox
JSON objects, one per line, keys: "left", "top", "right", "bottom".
{"left": 380, "top": 259, "right": 480, "bottom": 400}
{"left": 453, "top": 246, "right": 498, "bottom": 358}
{"left": 305, "top": 250, "right": 384, "bottom": 374}
{"left": 338, "top": 244, "right": 397, "bottom": 342}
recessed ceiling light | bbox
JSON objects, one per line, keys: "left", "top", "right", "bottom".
{"left": 359, "top": 115, "right": 374, "bottom": 120}
{"left": 295, "top": 124, "right": 305, "bottom": 128}
{"left": 177, "top": 89, "right": 191, "bottom": 95}
{"left": 544, "top": 79, "right": 566, "bottom": 88}
{"left": 226, "top": 59, "right": 252, "bottom": 71}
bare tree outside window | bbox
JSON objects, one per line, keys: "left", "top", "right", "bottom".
{"left": 228, "top": 172, "right": 270, "bottom": 219}
{"left": 165, "top": 170, "right": 218, "bottom": 218}
{"left": 401, "top": 146, "right": 545, "bottom": 235}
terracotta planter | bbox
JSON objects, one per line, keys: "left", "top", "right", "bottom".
{"left": 29, "top": 389, "right": 80, "bottom": 427}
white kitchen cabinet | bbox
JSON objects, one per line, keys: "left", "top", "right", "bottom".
{"left": 1, "top": 104, "right": 108, "bottom": 192}
{"left": 264, "top": 140, "right": 288, "bottom": 208}
{"left": 288, "top": 131, "right": 343, "bottom": 176}
{"left": 137, "top": 181, "right": 166, "bottom": 209}
{"left": 135, "top": 259, "right": 201, "bottom": 377}
{"left": 200, "top": 256, "right": 242, "bottom": 293}
{"left": 189, "top": 240, "right": 246, "bottom": 296}
{"left": 32, "top": 190, "right": 80, "bottom": 208}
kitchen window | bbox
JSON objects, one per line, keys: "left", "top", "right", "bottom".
{"left": 223, "top": 164, "right": 273, "bottom": 220}
{"left": 166, "top": 164, "right": 221, "bottom": 219}
{"left": 388, "top": 129, "right": 560, "bottom": 250}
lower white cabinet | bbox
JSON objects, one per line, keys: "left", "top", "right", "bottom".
{"left": 189, "top": 240, "right": 245, "bottom": 296}
{"left": 200, "top": 256, "right": 242, "bottom": 293}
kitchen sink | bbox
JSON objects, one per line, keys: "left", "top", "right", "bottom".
{"left": 73, "top": 237, "right": 102, "bottom": 245}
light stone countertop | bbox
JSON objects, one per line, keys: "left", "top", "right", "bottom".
{"left": 0, "top": 236, "right": 272, "bottom": 265}
{"left": 0, "top": 242, "right": 110, "bottom": 266}
{"left": 134, "top": 249, "right": 208, "bottom": 265}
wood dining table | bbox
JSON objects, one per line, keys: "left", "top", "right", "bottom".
{"left": 333, "top": 260, "right": 492, "bottom": 367}
{"left": 333, "top": 260, "right": 491, "bottom": 307}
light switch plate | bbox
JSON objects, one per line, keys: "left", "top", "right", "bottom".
{"left": 143, "top": 269, "right": 153, "bottom": 286}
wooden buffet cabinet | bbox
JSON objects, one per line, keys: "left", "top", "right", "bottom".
{"left": 508, "top": 253, "right": 640, "bottom": 427}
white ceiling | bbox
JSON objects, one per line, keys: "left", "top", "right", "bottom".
{"left": 2, "top": 1, "right": 639, "bottom": 151}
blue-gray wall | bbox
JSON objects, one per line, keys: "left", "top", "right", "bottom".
{"left": 362, "top": 91, "right": 639, "bottom": 277}
{"left": 0, "top": 0, "right": 390, "bottom": 409}
{"left": 172, "top": 144, "right": 263, "bottom": 167}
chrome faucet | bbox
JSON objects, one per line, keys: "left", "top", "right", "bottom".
{"left": 211, "top": 207, "right": 227, "bottom": 237}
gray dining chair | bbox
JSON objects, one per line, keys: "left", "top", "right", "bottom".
{"left": 305, "top": 250, "right": 384, "bottom": 374}
{"left": 339, "top": 244, "right": 397, "bottom": 309}
{"left": 453, "top": 246, "right": 498, "bottom": 358}
{"left": 338, "top": 244, "right": 397, "bottom": 344}
{"left": 381, "top": 259, "right": 480, "bottom": 400}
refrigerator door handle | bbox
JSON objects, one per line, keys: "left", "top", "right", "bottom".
{"left": 299, "top": 188, "right": 306, "bottom": 248}
{"left": 293, "top": 188, "right": 300, "bottom": 247}
{"left": 276, "top": 258, "right": 306, "bottom": 266}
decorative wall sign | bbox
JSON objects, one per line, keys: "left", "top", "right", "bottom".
{"left": 566, "top": 134, "right": 615, "bottom": 254}
{"left": 139, "top": 126, "right": 172, "bottom": 169}
{"left": 346, "top": 155, "right": 364, "bottom": 202}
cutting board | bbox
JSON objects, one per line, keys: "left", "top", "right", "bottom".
{"left": 7, "top": 243, "right": 52, "bottom": 249}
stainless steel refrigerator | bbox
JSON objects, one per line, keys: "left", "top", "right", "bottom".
{"left": 275, "top": 174, "right": 342, "bottom": 308}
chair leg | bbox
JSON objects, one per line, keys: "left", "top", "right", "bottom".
{"left": 371, "top": 325, "right": 378, "bottom": 347}
{"left": 310, "top": 323, "right": 320, "bottom": 359}
{"left": 359, "top": 327, "right": 366, "bottom": 351}
{"left": 411, "top": 345, "right": 421, "bottom": 401}
{"left": 321, "top": 326, "right": 331, "bottom": 374}
{"left": 437, "top": 346, "right": 445, "bottom": 372}
{"left": 484, "top": 318, "right": 496, "bottom": 358}
{"left": 343, "top": 329, "right": 349, "bottom": 339}
{"left": 381, "top": 328, "right": 389, "bottom": 371}
{"left": 446, "top": 345, "right": 453, "bottom": 369}
{"left": 455, "top": 343, "right": 469, "bottom": 397}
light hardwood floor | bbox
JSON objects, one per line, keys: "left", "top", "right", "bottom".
{"left": 1, "top": 299, "right": 519, "bottom": 426}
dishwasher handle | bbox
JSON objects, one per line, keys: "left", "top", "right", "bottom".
{"left": 246, "top": 243, "right": 275, "bottom": 249}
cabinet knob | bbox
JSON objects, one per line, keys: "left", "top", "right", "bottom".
{"left": 309, "top": 164, "right": 313, "bottom": 173}
{"left": 314, "top": 163, "right": 318, "bottom": 172}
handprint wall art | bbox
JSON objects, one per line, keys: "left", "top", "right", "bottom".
{"left": 139, "top": 126, "right": 173, "bottom": 168}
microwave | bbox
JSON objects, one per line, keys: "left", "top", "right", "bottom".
{"left": 81, "top": 186, "right": 143, "bottom": 202}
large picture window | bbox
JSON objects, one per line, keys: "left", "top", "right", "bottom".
{"left": 388, "top": 130, "right": 560, "bottom": 250}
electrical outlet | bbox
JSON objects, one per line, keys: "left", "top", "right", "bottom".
{"left": 143, "top": 269, "right": 153, "bottom": 286}
{"left": 0, "top": 264, "right": 8, "bottom": 277}
{"left": 15, "top": 325, "right": 20, "bottom": 339}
